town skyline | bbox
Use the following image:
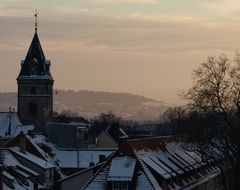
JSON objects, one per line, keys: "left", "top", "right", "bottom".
{"left": 1, "top": 0, "right": 240, "bottom": 104}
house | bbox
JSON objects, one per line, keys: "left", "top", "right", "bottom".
{"left": 82, "top": 136, "right": 222, "bottom": 190}
{"left": 0, "top": 145, "right": 55, "bottom": 189}
{"left": 1, "top": 132, "right": 117, "bottom": 189}
{"left": 89, "top": 130, "right": 117, "bottom": 149}
{"left": 45, "top": 121, "right": 93, "bottom": 148}
{"left": 26, "top": 133, "right": 116, "bottom": 175}
{"left": 9, "top": 147, "right": 55, "bottom": 188}
{"left": 89, "top": 123, "right": 128, "bottom": 149}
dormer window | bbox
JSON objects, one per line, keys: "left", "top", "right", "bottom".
{"left": 108, "top": 156, "right": 136, "bottom": 190}
{"left": 112, "top": 181, "right": 128, "bottom": 190}
{"left": 121, "top": 182, "right": 128, "bottom": 190}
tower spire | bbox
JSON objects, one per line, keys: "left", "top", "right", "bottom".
{"left": 34, "top": 9, "right": 38, "bottom": 33}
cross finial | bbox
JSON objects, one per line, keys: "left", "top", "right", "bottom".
{"left": 34, "top": 9, "right": 39, "bottom": 33}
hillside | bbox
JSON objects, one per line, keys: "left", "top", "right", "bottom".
{"left": 0, "top": 90, "right": 169, "bottom": 121}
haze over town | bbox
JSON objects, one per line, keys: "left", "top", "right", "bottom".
{"left": 1, "top": 0, "right": 240, "bottom": 104}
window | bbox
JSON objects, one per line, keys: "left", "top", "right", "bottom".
{"left": 30, "top": 87, "right": 36, "bottom": 94}
{"left": 112, "top": 182, "right": 120, "bottom": 190}
{"left": 112, "top": 182, "right": 128, "bottom": 190}
{"left": 121, "top": 182, "right": 128, "bottom": 190}
{"left": 29, "top": 101, "right": 37, "bottom": 115}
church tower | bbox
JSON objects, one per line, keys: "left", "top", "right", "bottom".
{"left": 17, "top": 12, "right": 54, "bottom": 125}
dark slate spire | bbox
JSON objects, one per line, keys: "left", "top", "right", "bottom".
{"left": 17, "top": 12, "right": 52, "bottom": 80}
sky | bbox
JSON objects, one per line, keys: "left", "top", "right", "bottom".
{"left": 1, "top": 0, "right": 240, "bottom": 104}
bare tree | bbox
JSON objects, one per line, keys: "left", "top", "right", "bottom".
{"left": 91, "top": 111, "right": 122, "bottom": 136}
{"left": 162, "top": 106, "right": 186, "bottom": 133}
{"left": 184, "top": 53, "right": 240, "bottom": 189}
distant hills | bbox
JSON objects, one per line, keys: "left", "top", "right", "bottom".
{"left": 0, "top": 90, "right": 169, "bottom": 121}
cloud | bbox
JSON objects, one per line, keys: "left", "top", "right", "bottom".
{"left": 1, "top": 11, "right": 240, "bottom": 54}
{"left": 1, "top": 0, "right": 240, "bottom": 103}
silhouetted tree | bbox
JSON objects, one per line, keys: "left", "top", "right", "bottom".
{"left": 91, "top": 111, "right": 122, "bottom": 137}
{"left": 184, "top": 53, "right": 240, "bottom": 190}
{"left": 162, "top": 106, "right": 186, "bottom": 134}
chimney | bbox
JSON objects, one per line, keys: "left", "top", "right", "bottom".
{"left": 19, "top": 133, "right": 26, "bottom": 153}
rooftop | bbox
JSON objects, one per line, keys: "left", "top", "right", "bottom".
{"left": 10, "top": 147, "right": 55, "bottom": 169}
{"left": 0, "top": 112, "right": 34, "bottom": 138}
{"left": 83, "top": 135, "right": 220, "bottom": 190}
{"left": 107, "top": 156, "right": 136, "bottom": 181}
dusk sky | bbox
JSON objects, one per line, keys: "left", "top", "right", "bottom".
{"left": 1, "top": 0, "right": 240, "bottom": 104}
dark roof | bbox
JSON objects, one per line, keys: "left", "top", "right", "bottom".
{"left": 17, "top": 32, "right": 53, "bottom": 79}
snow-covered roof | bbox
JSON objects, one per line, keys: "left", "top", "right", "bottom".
{"left": 85, "top": 166, "right": 110, "bottom": 190}
{"left": 28, "top": 134, "right": 115, "bottom": 169}
{"left": 107, "top": 156, "right": 136, "bottom": 181}
{"left": 3, "top": 171, "right": 35, "bottom": 190}
{"left": 166, "top": 143, "right": 201, "bottom": 170}
{"left": 135, "top": 152, "right": 163, "bottom": 190}
{"left": 136, "top": 171, "right": 154, "bottom": 190}
{"left": 10, "top": 147, "right": 55, "bottom": 169}
{"left": 3, "top": 171, "right": 14, "bottom": 180}
{"left": 135, "top": 146, "right": 203, "bottom": 181}
{"left": 83, "top": 135, "right": 220, "bottom": 190}
{"left": 0, "top": 112, "right": 34, "bottom": 137}
{"left": 154, "top": 149, "right": 184, "bottom": 175}
{"left": 1, "top": 148, "right": 40, "bottom": 177}
{"left": 54, "top": 149, "right": 113, "bottom": 168}
{"left": 16, "top": 164, "right": 39, "bottom": 176}
{"left": 1, "top": 147, "right": 43, "bottom": 190}
{"left": 1, "top": 148, "right": 21, "bottom": 167}
{"left": 137, "top": 151, "right": 171, "bottom": 180}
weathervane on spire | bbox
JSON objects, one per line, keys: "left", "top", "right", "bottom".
{"left": 34, "top": 9, "right": 39, "bottom": 33}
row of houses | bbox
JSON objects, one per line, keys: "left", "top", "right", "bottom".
{"left": 0, "top": 112, "right": 224, "bottom": 190}
{"left": 0, "top": 112, "right": 116, "bottom": 189}
{"left": 82, "top": 136, "right": 222, "bottom": 190}
{"left": 2, "top": 134, "right": 223, "bottom": 190}
{"left": 0, "top": 133, "right": 116, "bottom": 189}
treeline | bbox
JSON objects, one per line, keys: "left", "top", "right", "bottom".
{"left": 54, "top": 89, "right": 159, "bottom": 105}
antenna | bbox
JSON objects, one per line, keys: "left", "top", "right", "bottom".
{"left": 34, "top": 9, "right": 39, "bottom": 33}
